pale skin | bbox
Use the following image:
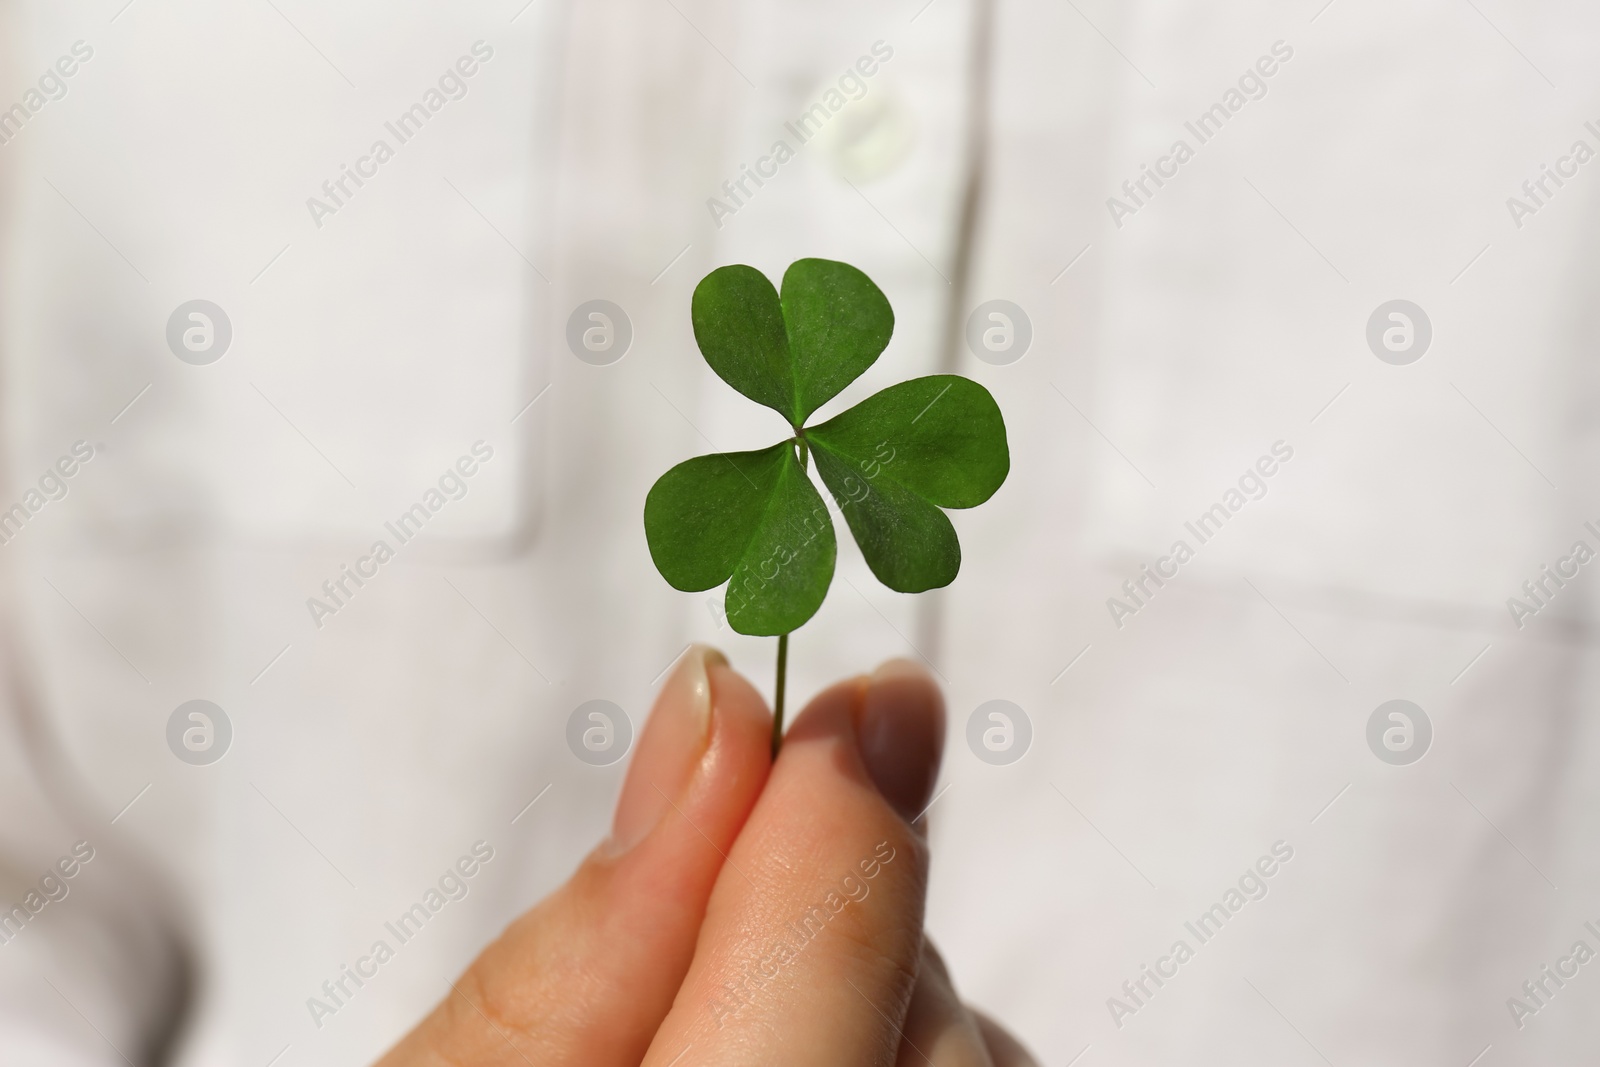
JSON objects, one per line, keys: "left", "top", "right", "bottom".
{"left": 375, "top": 647, "right": 1038, "bottom": 1066}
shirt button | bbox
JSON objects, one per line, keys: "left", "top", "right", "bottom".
{"left": 810, "top": 84, "right": 916, "bottom": 183}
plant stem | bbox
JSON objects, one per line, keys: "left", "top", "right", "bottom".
{"left": 773, "top": 437, "right": 805, "bottom": 757}
{"left": 773, "top": 632, "right": 789, "bottom": 757}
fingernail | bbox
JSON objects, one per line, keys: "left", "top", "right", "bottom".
{"left": 857, "top": 658, "right": 945, "bottom": 823}
{"left": 606, "top": 644, "right": 727, "bottom": 855}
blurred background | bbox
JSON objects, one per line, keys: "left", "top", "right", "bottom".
{"left": 2, "top": 0, "right": 1599, "bottom": 1063}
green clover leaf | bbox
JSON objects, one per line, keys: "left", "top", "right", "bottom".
{"left": 644, "top": 258, "right": 1009, "bottom": 746}
{"left": 809, "top": 374, "right": 1007, "bottom": 593}
{"left": 691, "top": 259, "right": 894, "bottom": 427}
{"left": 644, "top": 442, "right": 835, "bottom": 636}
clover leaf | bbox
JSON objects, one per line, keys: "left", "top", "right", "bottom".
{"left": 644, "top": 442, "right": 835, "bottom": 636}
{"left": 690, "top": 259, "right": 894, "bottom": 426}
{"left": 644, "top": 258, "right": 1009, "bottom": 749}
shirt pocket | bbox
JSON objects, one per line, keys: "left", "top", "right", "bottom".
{"left": 1, "top": 2, "right": 565, "bottom": 560}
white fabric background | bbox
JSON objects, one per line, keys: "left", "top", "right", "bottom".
{"left": 1, "top": 0, "right": 1597, "bottom": 1064}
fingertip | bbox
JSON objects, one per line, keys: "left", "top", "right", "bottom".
{"left": 859, "top": 658, "right": 945, "bottom": 824}
{"left": 608, "top": 645, "right": 723, "bottom": 854}
{"left": 692, "top": 659, "right": 774, "bottom": 804}
{"left": 606, "top": 648, "right": 770, "bottom": 858}
{"left": 706, "top": 659, "right": 771, "bottom": 744}
{"left": 771, "top": 661, "right": 945, "bottom": 828}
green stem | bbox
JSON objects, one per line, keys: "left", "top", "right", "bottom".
{"left": 773, "top": 632, "right": 789, "bottom": 757}
{"left": 772, "top": 436, "right": 807, "bottom": 757}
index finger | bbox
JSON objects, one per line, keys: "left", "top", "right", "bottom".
{"left": 643, "top": 659, "right": 945, "bottom": 1066}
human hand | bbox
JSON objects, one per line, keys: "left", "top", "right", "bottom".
{"left": 376, "top": 646, "right": 1037, "bottom": 1066}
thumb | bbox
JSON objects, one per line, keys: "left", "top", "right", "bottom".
{"left": 376, "top": 646, "right": 772, "bottom": 1067}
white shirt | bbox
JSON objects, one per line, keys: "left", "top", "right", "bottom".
{"left": 2, "top": 0, "right": 1597, "bottom": 1063}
